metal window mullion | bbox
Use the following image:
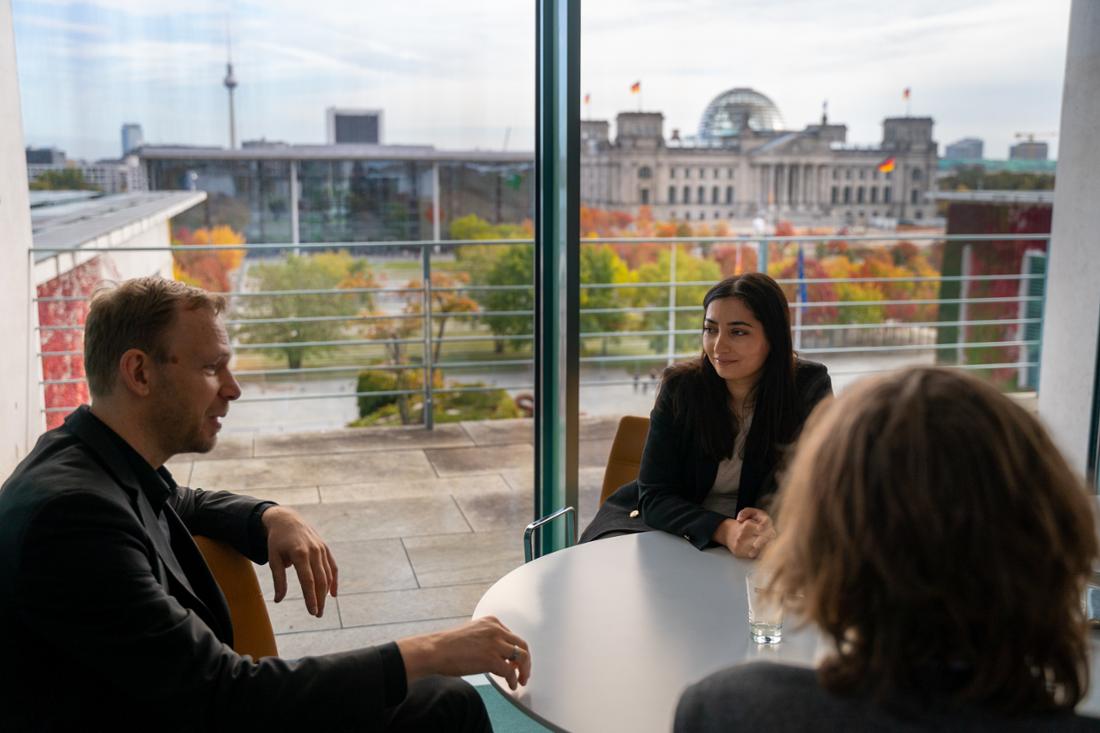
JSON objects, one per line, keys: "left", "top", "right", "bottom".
{"left": 534, "top": 0, "right": 580, "bottom": 557}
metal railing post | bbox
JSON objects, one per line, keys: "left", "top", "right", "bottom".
{"left": 666, "top": 241, "right": 677, "bottom": 366}
{"left": 422, "top": 244, "right": 434, "bottom": 430}
{"left": 958, "top": 243, "right": 972, "bottom": 366}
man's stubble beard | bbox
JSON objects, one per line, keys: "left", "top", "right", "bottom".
{"left": 147, "top": 382, "right": 218, "bottom": 459}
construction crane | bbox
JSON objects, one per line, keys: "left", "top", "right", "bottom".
{"left": 1014, "top": 131, "right": 1058, "bottom": 142}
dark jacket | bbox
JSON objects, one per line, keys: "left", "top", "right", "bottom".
{"left": 580, "top": 358, "right": 831, "bottom": 548}
{"left": 675, "top": 662, "right": 1100, "bottom": 732}
{"left": 0, "top": 407, "right": 401, "bottom": 732}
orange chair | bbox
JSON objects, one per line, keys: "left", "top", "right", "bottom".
{"left": 193, "top": 536, "right": 278, "bottom": 659}
{"left": 600, "top": 416, "right": 650, "bottom": 506}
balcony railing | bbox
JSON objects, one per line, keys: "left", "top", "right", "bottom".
{"left": 30, "top": 232, "right": 1048, "bottom": 431}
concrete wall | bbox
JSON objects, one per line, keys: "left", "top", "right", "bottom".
{"left": 1038, "top": 0, "right": 1100, "bottom": 474}
{"left": 0, "top": 0, "right": 40, "bottom": 476}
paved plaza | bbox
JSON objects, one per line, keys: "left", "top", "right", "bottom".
{"left": 167, "top": 416, "right": 618, "bottom": 658}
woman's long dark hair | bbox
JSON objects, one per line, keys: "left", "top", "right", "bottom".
{"left": 662, "top": 273, "right": 797, "bottom": 464}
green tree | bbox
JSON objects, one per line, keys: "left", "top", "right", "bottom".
{"left": 633, "top": 248, "right": 722, "bottom": 355}
{"left": 238, "top": 252, "right": 375, "bottom": 369}
{"left": 480, "top": 244, "right": 534, "bottom": 352}
{"left": 30, "top": 169, "right": 99, "bottom": 191}
{"left": 579, "top": 242, "right": 634, "bottom": 355}
{"left": 450, "top": 215, "right": 535, "bottom": 353}
{"left": 939, "top": 166, "right": 1055, "bottom": 192}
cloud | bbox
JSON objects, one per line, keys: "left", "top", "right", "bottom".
{"left": 15, "top": 14, "right": 109, "bottom": 36}
{"left": 13, "top": 0, "right": 1071, "bottom": 160}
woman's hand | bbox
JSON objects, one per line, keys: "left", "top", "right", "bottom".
{"left": 713, "top": 508, "right": 776, "bottom": 559}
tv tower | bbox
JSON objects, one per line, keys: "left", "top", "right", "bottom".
{"left": 223, "top": 28, "right": 238, "bottom": 150}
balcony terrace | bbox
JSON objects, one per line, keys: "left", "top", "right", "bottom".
{"left": 167, "top": 415, "right": 617, "bottom": 658}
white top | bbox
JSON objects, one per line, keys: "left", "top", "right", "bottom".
{"left": 701, "top": 410, "right": 752, "bottom": 516}
{"left": 473, "top": 531, "right": 1100, "bottom": 733}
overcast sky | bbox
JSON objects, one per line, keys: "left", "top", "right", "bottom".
{"left": 13, "top": 0, "right": 1071, "bottom": 161}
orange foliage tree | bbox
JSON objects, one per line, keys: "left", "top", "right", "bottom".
{"left": 172, "top": 225, "right": 246, "bottom": 293}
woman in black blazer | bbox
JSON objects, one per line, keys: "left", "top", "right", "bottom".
{"left": 580, "top": 273, "right": 832, "bottom": 557}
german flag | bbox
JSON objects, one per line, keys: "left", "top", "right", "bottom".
{"left": 630, "top": 81, "right": 641, "bottom": 94}
{"left": 877, "top": 156, "right": 896, "bottom": 173}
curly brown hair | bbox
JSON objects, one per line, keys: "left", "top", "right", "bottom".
{"left": 765, "top": 367, "right": 1098, "bottom": 713}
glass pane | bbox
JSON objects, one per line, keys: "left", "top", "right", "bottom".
{"left": 578, "top": 0, "right": 1068, "bottom": 528}
{"left": 15, "top": 0, "right": 537, "bottom": 654}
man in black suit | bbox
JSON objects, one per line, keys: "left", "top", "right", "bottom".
{"left": 0, "top": 276, "right": 530, "bottom": 731}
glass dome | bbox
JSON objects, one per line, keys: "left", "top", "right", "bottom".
{"left": 698, "top": 88, "right": 785, "bottom": 141}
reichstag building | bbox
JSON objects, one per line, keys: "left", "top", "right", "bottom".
{"left": 580, "top": 87, "right": 938, "bottom": 226}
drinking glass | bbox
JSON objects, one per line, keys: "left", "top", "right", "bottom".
{"left": 746, "top": 570, "right": 783, "bottom": 644}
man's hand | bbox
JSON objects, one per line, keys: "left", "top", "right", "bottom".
{"left": 396, "top": 616, "right": 532, "bottom": 691}
{"left": 263, "top": 505, "right": 338, "bottom": 617}
{"left": 713, "top": 508, "right": 776, "bottom": 559}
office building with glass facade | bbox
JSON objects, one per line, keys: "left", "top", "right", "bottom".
{"left": 140, "top": 143, "right": 534, "bottom": 244}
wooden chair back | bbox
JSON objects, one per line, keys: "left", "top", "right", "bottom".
{"left": 193, "top": 535, "right": 279, "bottom": 659}
{"left": 600, "top": 416, "right": 650, "bottom": 506}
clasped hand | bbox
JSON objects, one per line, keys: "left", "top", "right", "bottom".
{"left": 714, "top": 508, "right": 776, "bottom": 559}
{"left": 263, "top": 505, "right": 339, "bottom": 617}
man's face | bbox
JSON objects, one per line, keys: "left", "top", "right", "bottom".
{"left": 147, "top": 305, "right": 241, "bottom": 458}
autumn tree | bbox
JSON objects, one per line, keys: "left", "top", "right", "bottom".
{"left": 172, "top": 225, "right": 247, "bottom": 293}
{"left": 237, "top": 252, "right": 375, "bottom": 369}
{"left": 410, "top": 272, "right": 480, "bottom": 364}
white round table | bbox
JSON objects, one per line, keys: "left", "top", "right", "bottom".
{"left": 474, "top": 530, "right": 1100, "bottom": 733}
{"left": 473, "top": 531, "right": 824, "bottom": 733}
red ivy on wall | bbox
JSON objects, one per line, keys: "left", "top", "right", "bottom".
{"left": 36, "top": 256, "right": 119, "bottom": 428}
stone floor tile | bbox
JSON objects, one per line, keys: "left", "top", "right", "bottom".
{"left": 453, "top": 490, "right": 528, "bottom": 533}
{"left": 577, "top": 483, "right": 603, "bottom": 534}
{"left": 319, "top": 474, "right": 511, "bottom": 503}
{"left": 459, "top": 418, "right": 533, "bottom": 446}
{"left": 578, "top": 414, "right": 623, "bottom": 440}
{"left": 498, "top": 466, "right": 602, "bottom": 496}
{"left": 579, "top": 437, "right": 613, "bottom": 469}
{"left": 404, "top": 531, "right": 523, "bottom": 588}
{"left": 180, "top": 434, "right": 254, "bottom": 462}
{"left": 500, "top": 468, "right": 534, "bottom": 493}
{"left": 338, "top": 583, "right": 490, "bottom": 628}
{"left": 426, "top": 443, "right": 534, "bottom": 476}
{"left": 265, "top": 596, "right": 342, "bottom": 635}
{"left": 275, "top": 616, "right": 469, "bottom": 659}
{"left": 293, "top": 496, "right": 472, "bottom": 543}
{"left": 578, "top": 465, "right": 606, "bottom": 493}
{"left": 228, "top": 486, "right": 320, "bottom": 505}
{"left": 254, "top": 423, "right": 473, "bottom": 457}
{"left": 190, "top": 450, "right": 436, "bottom": 491}
{"left": 255, "top": 538, "right": 417, "bottom": 601}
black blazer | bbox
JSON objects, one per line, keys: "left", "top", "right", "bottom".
{"left": 580, "top": 359, "right": 832, "bottom": 548}
{"left": 0, "top": 408, "right": 398, "bottom": 732}
{"left": 675, "top": 662, "right": 1100, "bottom": 733}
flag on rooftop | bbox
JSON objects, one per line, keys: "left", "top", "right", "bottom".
{"left": 584, "top": 93, "right": 591, "bottom": 105}
{"left": 877, "top": 156, "right": 897, "bottom": 173}
{"left": 903, "top": 87, "right": 911, "bottom": 101}
{"left": 630, "top": 81, "right": 641, "bottom": 94}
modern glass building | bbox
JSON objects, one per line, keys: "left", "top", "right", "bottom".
{"left": 141, "top": 144, "right": 535, "bottom": 245}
